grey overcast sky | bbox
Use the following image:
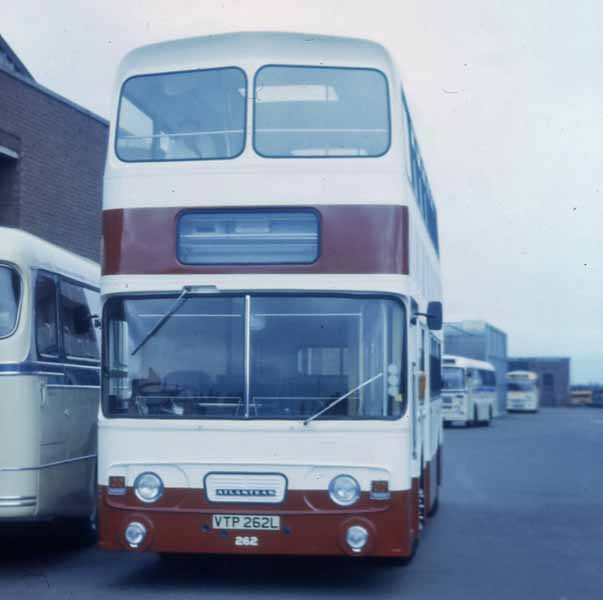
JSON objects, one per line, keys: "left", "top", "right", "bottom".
{"left": 2, "top": 0, "right": 602, "bottom": 382}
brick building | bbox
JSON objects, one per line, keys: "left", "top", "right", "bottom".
{"left": 0, "top": 34, "right": 108, "bottom": 261}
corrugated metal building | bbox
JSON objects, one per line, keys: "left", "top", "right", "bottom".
{"left": 444, "top": 320, "right": 508, "bottom": 415}
{"left": 508, "top": 357, "right": 571, "bottom": 406}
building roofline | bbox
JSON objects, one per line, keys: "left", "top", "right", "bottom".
{"left": 0, "top": 63, "right": 108, "bottom": 127}
{"left": 508, "top": 356, "right": 571, "bottom": 362}
{"left": 0, "top": 34, "right": 33, "bottom": 80}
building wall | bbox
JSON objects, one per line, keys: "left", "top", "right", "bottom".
{"left": 0, "top": 67, "right": 107, "bottom": 261}
{"left": 444, "top": 320, "right": 508, "bottom": 415}
{"left": 508, "top": 357, "right": 571, "bottom": 407}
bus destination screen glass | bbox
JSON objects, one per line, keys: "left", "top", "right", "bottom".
{"left": 104, "top": 295, "right": 405, "bottom": 420}
{"left": 178, "top": 210, "right": 319, "bottom": 265}
{"left": 0, "top": 266, "right": 21, "bottom": 337}
{"left": 442, "top": 367, "right": 465, "bottom": 390}
{"left": 254, "top": 66, "right": 391, "bottom": 157}
{"left": 116, "top": 67, "right": 246, "bottom": 162}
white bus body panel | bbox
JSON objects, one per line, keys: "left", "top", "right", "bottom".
{"left": 0, "top": 228, "right": 99, "bottom": 521}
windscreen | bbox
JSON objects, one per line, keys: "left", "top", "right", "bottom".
{"left": 254, "top": 66, "right": 390, "bottom": 157}
{"left": 103, "top": 294, "right": 405, "bottom": 420}
{"left": 442, "top": 367, "right": 465, "bottom": 390}
{"left": 507, "top": 381, "right": 536, "bottom": 392}
{"left": 116, "top": 67, "right": 246, "bottom": 162}
{"left": 0, "top": 266, "right": 21, "bottom": 337}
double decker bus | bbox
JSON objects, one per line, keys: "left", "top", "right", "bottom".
{"left": 98, "top": 32, "right": 443, "bottom": 562}
{"left": 0, "top": 228, "right": 100, "bottom": 526}
{"left": 506, "top": 371, "right": 539, "bottom": 412}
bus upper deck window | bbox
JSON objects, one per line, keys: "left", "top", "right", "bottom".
{"left": 116, "top": 67, "right": 247, "bottom": 162}
{"left": 254, "top": 66, "right": 391, "bottom": 158}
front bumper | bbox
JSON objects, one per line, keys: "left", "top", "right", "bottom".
{"left": 98, "top": 485, "right": 417, "bottom": 558}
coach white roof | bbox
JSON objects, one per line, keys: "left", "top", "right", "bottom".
{"left": 116, "top": 31, "right": 396, "bottom": 82}
{"left": 443, "top": 355, "right": 495, "bottom": 371}
{"left": 0, "top": 227, "right": 99, "bottom": 287}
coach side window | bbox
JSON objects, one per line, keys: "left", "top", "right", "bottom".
{"left": 429, "top": 336, "right": 442, "bottom": 400}
{"left": 469, "top": 369, "right": 482, "bottom": 388}
{"left": 60, "top": 280, "right": 100, "bottom": 361}
{"left": 35, "top": 273, "right": 59, "bottom": 357}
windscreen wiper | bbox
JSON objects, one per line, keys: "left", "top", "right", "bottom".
{"left": 303, "top": 372, "right": 384, "bottom": 426}
{"left": 130, "top": 286, "right": 193, "bottom": 356}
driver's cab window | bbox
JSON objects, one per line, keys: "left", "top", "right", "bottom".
{"left": 468, "top": 369, "right": 481, "bottom": 389}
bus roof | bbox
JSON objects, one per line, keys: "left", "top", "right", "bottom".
{"left": 442, "top": 355, "right": 495, "bottom": 371}
{"left": 0, "top": 227, "right": 100, "bottom": 287}
{"left": 115, "top": 31, "right": 395, "bottom": 82}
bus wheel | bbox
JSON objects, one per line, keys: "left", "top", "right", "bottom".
{"left": 428, "top": 495, "right": 439, "bottom": 517}
{"left": 485, "top": 407, "right": 493, "bottom": 426}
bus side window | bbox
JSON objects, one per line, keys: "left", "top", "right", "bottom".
{"left": 469, "top": 369, "right": 481, "bottom": 388}
{"left": 35, "top": 273, "right": 59, "bottom": 358}
{"left": 83, "top": 288, "right": 101, "bottom": 352}
{"left": 429, "top": 336, "right": 441, "bottom": 400}
{"left": 419, "top": 327, "right": 425, "bottom": 372}
{"left": 60, "top": 279, "right": 99, "bottom": 361}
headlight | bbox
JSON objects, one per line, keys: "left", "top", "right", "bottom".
{"left": 125, "top": 521, "right": 147, "bottom": 548}
{"left": 328, "top": 474, "right": 361, "bottom": 506}
{"left": 346, "top": 525, "right": 369, "bottom": 552}
{"left": 134, "top": 472, "right": 164, "bottom": 504}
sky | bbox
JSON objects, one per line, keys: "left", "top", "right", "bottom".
{"left": 2, "top": 0, "right": 602, "bottom": 382}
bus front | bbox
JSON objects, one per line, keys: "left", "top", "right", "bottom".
{"left": 99, "top": 32, "right": 439, "bottom": 560}
{"left": 441, "top": 363, "right": 469, "bottom": 425}
{"left": 506, "top": 372, "right": 539, "bottom": 412}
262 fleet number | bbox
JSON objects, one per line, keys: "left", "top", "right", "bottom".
{"left": 235, "top": 536, "right": 259, "bottom": 547}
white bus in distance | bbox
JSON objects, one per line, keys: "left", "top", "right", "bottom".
{"left": 0, "top": 228, "right": 100, "bottom": 528}
{"left": 441, "top": 355, "right": 496, "bottom": 427}
{"left": 506, "top": 371, "right": 539, "bottom": 412}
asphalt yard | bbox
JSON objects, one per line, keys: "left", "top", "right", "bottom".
{"left": 1, "top": 407, "right": 601, "bottom": 599}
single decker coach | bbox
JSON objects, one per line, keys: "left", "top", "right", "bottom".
{"left": 506, "top": 370, "right": 539, "bottom": 412}
{"left": 441, "top": 355, "right": 496, "bottom": 427}
{"left": 0, "top": 228, "right": 100, "bottom": 527}
{"left": 99, "top": 32, "right": 444, "bottom": 562}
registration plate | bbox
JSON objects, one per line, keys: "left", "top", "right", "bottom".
{"left": 212, "top": 514, "right": 280, "bottom": 531}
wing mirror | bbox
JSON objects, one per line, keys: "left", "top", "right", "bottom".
{"left": 411, "top": 301, "right": 443, "bottom": 331}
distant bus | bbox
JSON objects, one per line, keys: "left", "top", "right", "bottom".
{"left": 570, "top": 389, "right": 593, "bottom": 406}
{"left": 98, "top": 32, "right": 444, "bottom": 562}
{"left": 506, "top": 371, "right": 539, "bottom": 412}
{"left": 441, "top": 355, "right": 496, "bottom": 426}
{"left": 0, "top": 228, "right": 100, "bottom": 527}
